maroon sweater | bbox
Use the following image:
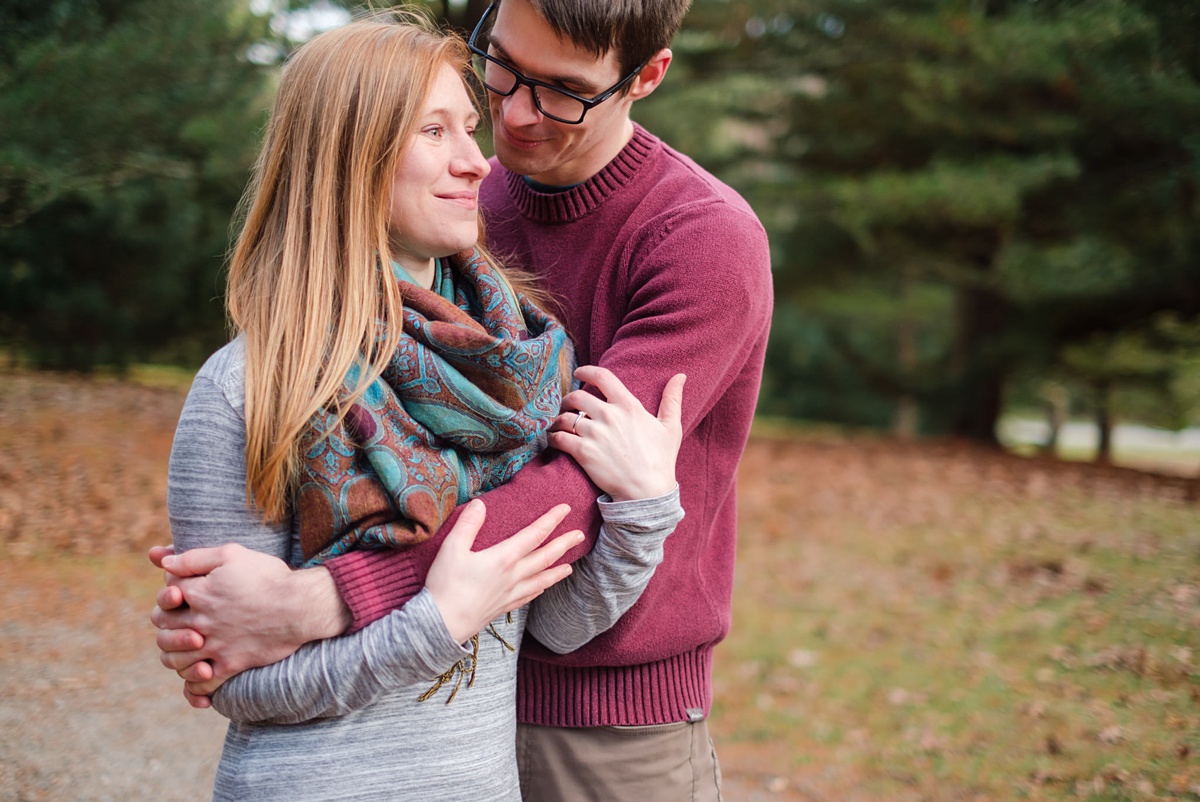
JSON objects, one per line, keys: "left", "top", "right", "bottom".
{"left": 326, "top": 124, "right": 773, "bottom": 726}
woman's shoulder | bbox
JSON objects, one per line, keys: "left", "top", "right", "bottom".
{"left": 191, "top": 335, "right": 247, "bottom": 413}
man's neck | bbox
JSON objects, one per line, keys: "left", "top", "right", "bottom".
{"left": 523, "top": 176, "right": 579, "bottom": 193}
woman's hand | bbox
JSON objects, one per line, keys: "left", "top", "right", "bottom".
{"left": 425, "top": 500, "right": 582, "bottom": 644}
{"left": 548, "top": 366, "right": 685, "bottom": 502}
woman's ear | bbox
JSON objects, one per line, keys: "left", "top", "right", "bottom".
{"left": 626, "top": 48, "right": 673, "bottom": 101}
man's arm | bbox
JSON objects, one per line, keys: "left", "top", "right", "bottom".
{"left": 201, "top": 492, "right": 674, "bottom": 724}
{"left": 156, "top": 199, "right": 772, "bottom": 678}
{"left": 197, "top": 503, "right": 578, "bottom": 723}
{"left": 326, "top": 200, "right": 774, "bottom": 625}
{"left": 150, "top": 544, "right": 350, "bottom": 685}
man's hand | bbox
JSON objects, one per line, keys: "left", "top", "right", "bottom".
{"left": 148, "top": 544, "right": 351, "bottom": 708}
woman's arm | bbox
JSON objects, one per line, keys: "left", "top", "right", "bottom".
{"left": 166, "top": 367, "right": 474, "bottom": 722}
{"left": 527, "top": 488, "right": 682, "bottom": 654}
{"left": 210, "top": 587, "right": 468, "bottom": 724}
{"left": 210, "top": 491, "right": 677, "bottom": 722}
{"left": 169, "top": 361, "right": 576, "bottom": 723}
{"left": 527, "top": 367, "right": 686, "bottom": 653}
{"left": 180, "top": 364, "right": 679, "bottom": 721}
{"left": 207, "top": 499, "right": 575, "bottom": 723}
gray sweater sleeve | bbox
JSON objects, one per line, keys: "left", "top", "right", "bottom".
{"left": 525, "top": 487, "right": 683, "bottom": 654}
{"left": 167, "top": 361, "right": 470, "bottom": 726}
{"left": 172, "top": 346, "right": 681, "bottom": 725}
{"left": 167, "top": 374, "right": 292, "bottom": 562}
{"left": 211, "top": 589, "right": 471, "bottom": 724}
{"left": 211, "top": 491, "right": 682, "bottom": 725}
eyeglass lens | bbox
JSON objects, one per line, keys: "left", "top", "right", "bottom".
{"left": 478, "top": 58, "right": 587, "bottom": 123}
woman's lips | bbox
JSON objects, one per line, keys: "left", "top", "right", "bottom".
{"left": 436, "top": 192, "right": 478, "bottom": 210}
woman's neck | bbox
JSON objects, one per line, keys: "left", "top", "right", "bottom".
{"left": 404, "top": 258, "right": 436, "bottom": 290}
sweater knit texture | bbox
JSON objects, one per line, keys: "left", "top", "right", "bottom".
{"left": 168, "top": 338, "right": 682, "bottom": 800}
{"left": 326, "top": 124, "right": 773, "bottom": 727}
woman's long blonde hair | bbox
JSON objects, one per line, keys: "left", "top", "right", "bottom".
{"left": 227, "top": 11, "right": 475, "bottom": 522}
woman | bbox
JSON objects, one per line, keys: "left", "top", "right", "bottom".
{"left": 166, "top": 11, "right": 683, "bottom": 801}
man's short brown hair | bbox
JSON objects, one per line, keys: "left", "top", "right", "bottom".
{"left": 498, "top": 0, "right": 693, "bottom": 78}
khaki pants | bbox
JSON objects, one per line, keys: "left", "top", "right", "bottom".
{"left": 517, "top": 720, "right": 722, "bottom": 802}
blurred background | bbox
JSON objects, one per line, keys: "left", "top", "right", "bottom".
{"left": 2, "top": 0, "right": 1200, "bottom": 467}
{"left": 1, "top": 1, "right": 1198, "bottom": 800}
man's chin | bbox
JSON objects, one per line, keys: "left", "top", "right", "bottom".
{"left": 495, "top": 145, "right": 552, "bottom": 179}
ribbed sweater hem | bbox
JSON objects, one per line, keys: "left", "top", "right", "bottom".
{"left": 516, "top": 647, "right": 713, "bottom": 727}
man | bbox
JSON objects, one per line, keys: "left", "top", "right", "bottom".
{"left": 152, "top": 1, "right": 772, "bottom": 798}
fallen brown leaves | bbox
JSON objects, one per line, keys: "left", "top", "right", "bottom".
{"left": 720, "top": 427, "right": 1200, "bottom": 800}
{"left": 2, "top": 372, "right": 1198, "bottom": 801}
{"left": 0, "top": 371, "right": 185, "bottom": 555}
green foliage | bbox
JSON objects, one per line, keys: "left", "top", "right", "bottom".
{"left": 2, "top": 0, "right": 1198, "bottom": 431}
{"left": 639, "top": 0, "right": 1200, "bottom": 441}
{"left": 997, "top": 237, "right": 1137, "bottom": 303}
{"left": 0, "top": 0, "right": 272, "bottom": 370}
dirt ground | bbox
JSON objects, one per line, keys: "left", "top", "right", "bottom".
{"left": 0, "top": 555, "right": 225, "bottom": 802}
{"left": 0, "top": 553, "right": 810, "bottom": 802}
{"left": 0, "top": 371, "right": 1195, "bottom": 801}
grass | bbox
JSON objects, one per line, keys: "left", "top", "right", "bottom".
{"left": 717, "top": 436, "right": 1200, "bottom": 800}
{"left": 0, "top": 350, "right": 198, "bottom": 391}
{"left": 123, "top": 363, "right": 199, "bottom": 391}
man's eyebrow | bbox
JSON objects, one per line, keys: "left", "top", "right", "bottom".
{"left": 488, "top": 37, "right": 602, "bottom": 94}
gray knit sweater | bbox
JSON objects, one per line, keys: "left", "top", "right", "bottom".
{"left": 167, "top": 337, "right": 683, "bottom": 801}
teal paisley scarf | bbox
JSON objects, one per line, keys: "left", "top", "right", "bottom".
{"left": 297, "top": 248, "right": 572, "bottom": 566}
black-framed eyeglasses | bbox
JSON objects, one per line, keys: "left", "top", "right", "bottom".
{"left": 467, "top": 3, "right": 649, "bottom": 125}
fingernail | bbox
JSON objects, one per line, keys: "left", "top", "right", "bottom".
{"left": 162, "top": 555, "right": 176, "bottom": 568}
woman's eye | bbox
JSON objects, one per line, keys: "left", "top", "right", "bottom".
{"left": 425, "top": 126, "right": 444, "bottom": 138}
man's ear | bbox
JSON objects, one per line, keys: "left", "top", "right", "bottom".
{"left": 626, "top": 48, "right": 673, "bottom": 101}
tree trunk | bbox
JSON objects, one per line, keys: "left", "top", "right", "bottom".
{"left": 893, "top": 395, "right": 919, "bottom": 439}
{"left": 438, "top": 0, "right": 490, "bottom": 33}
{"left": 1094, "top": 379, "right": 1113, "bottom": 464}
{"left": 1040, "top": 383, "right": 1069, "bottom": 456}
{"left": 892, "top": 269, "right": 919, "bottom": 439}
{"left": 950, "top": 283, "right": 1008, "bottom": 445}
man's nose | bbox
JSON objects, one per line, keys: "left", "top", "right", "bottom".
{"left": 500, "top": 84, "right": 544, "bottom": 127}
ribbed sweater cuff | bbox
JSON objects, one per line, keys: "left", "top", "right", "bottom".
{"left": 516, "top": 648, "right": 713, "bottom": 727}
{"left": 326, "top": 550, "right": 422, "bottom": 633}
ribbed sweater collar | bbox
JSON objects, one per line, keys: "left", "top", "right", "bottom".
{"left": 500, "top": 124, "right": 659, "bottom": 224}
